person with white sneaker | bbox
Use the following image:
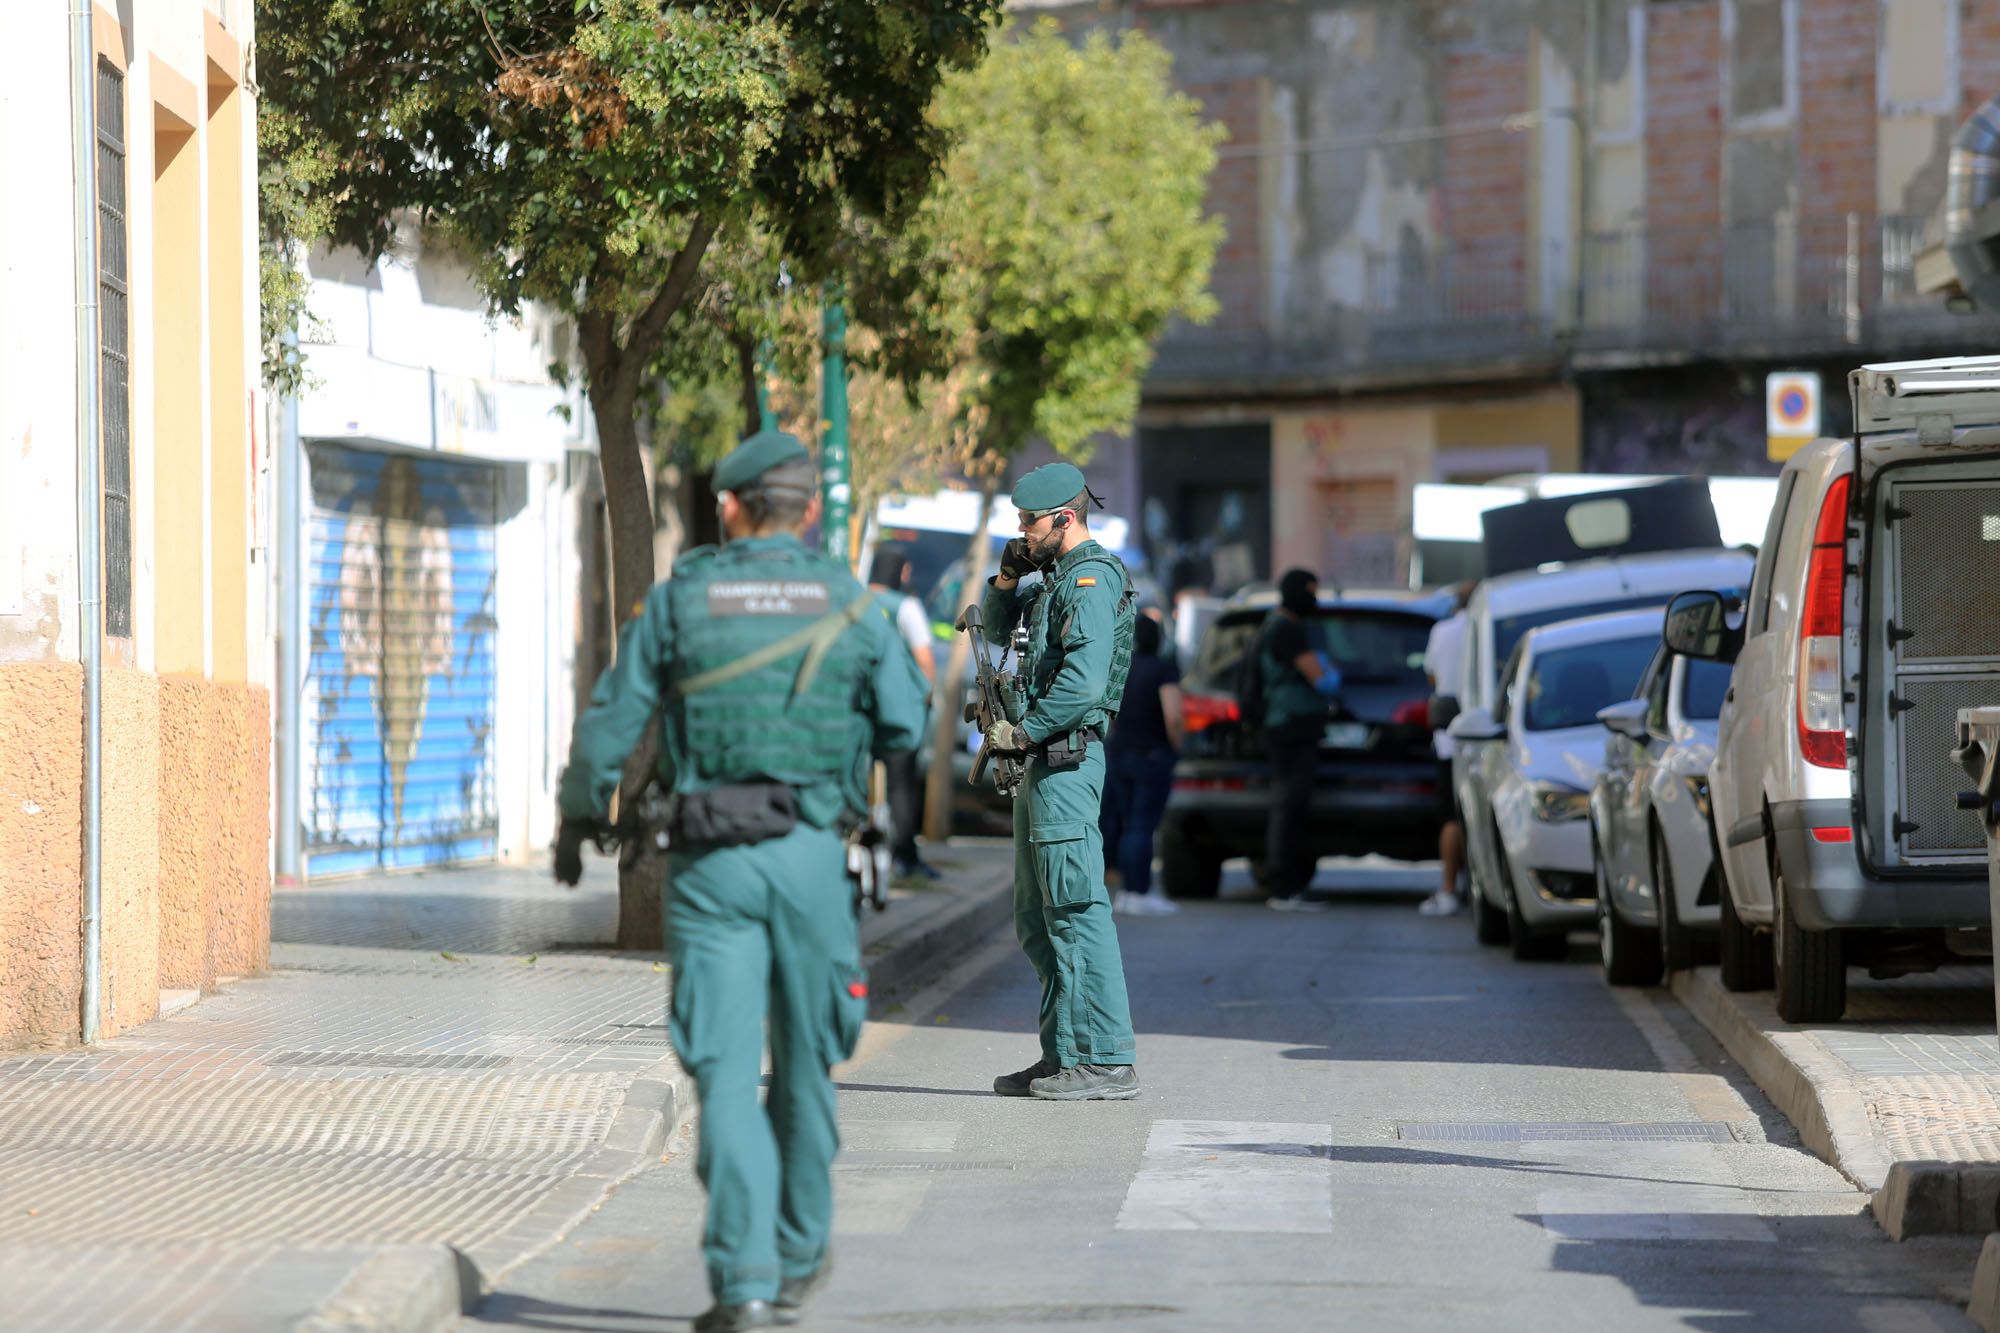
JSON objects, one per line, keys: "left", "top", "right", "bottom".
{"left": 1417, "top": 582, "right": 1475, "bottom": 917}
{"left": 1102, "top": 615, "right": 1184, "bottom": 917}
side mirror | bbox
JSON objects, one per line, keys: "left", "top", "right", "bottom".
{"left": 1448, "top": 707, "right": 1505, "bottom": 744}
{"left": 1430, "top": 694, "right": 1461, "bottom": 732}
{"left": 1596, "top": 697, "right": 1651, "bottom": 741}
{"left": 1662, "top": 590, "right": 1741, "bottom": 662}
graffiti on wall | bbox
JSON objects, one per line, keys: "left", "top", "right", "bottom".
{"left": 305, "top": 446, "right": 500, "bottom": 876}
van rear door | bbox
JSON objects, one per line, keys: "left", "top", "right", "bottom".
{"left": 1846, "top": 359, "right": 2000, "bottom": 871}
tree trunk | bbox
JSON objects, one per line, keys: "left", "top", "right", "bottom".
{"left": 923, "top": 478, "right": 998, "bottom": 843}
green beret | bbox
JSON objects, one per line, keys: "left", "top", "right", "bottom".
{"left": 714, "top": 428, "right": 811, "bottom": 493}
{"left": 1011, "top": 462, "right": 1088, "bottom": 513}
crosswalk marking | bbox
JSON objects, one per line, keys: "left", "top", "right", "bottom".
{"left": 834, "top": 1120, "right": 963, "bottom": 1235}
{"left": 1116, "top": 1120, "right": 1333, "bottom": 1234}
{"left": 841, "top": 1120, "right": 961, "bottom": 1153}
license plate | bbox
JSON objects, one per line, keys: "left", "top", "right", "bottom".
{"left": 1323, "top": 722, "right": 1370, "bottom": 750}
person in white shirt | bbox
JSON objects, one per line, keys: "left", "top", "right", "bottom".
{"left": 1418, "top": 583, "right": 1475, "bottom": 916}
{"left": 868, "top": 549, "right": 939, "bottom": 880}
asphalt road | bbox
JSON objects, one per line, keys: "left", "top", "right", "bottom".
{"left": 464, "top": 864, "right": 1981, "bottom": 1332}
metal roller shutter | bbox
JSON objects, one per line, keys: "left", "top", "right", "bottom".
{"left": 304, "top": 443, "right": 500, "bottom": 877}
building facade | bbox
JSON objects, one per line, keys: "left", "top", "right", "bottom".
{"left": 0, "top": 1, "right": 268, "bottom": 1049}
{"left": 282, "top": 241, "right": 597, "bottom": 879}
{"left": 1042, "top": 0, "right": 2000, "bottom": 589}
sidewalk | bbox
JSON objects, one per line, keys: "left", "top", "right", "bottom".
{"left": 0, "top": 840, "right": 1014, "bottom": 1333}
{"left": 1672, "top": 965, "right": 2000, "bottom": 1199}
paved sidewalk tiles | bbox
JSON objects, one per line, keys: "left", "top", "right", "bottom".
{"left": 0, "top": 840, "right": 1015, "bottom": 1332}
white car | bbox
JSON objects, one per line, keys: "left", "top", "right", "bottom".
{"left": 1446, "top": 547, "right": 1757, "bottom": 951}
{"left": 1452, "top": 609, "right": 1675, "bottom": 960}
{"left": 1590, "top": 642, "right": 1737, "bottom": 986}
{"left": 1673, "top": 357, "right": 2000, "bottom": 1022}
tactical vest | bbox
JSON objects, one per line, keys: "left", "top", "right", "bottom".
{"left": 1259, "top": 617, "right": 1324, "bottom": 731}
{"left": 1023, "top": 547, "right": 1136, "bottom": 734}
{"left": 661, "top": 541, "right": 877, "bottom": 794}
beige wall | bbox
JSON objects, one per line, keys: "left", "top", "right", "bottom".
{"left": 1272, "top": 388, "right": 1581, "bottom": 586}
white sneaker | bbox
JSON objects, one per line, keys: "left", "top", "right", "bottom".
{"left": 1417, "top": 890, "right": 1464, "bottom": 917}
{"left": 1267, "top": 895, "right": 1329, "bottom": 913}
{"left": 1112, "top": 890, "right": 1136, "bottom": 915}
{"left": 1127, "top": 892, "right": 1180, "bottom": 916}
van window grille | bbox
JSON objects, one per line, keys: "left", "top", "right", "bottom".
{"left": 1890, "top": 483, "right": 2000, "bottom": 663}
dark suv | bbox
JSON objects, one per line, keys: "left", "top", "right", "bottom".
{"left": 1159, "top": 593, "right": 1446, "bottom": 898}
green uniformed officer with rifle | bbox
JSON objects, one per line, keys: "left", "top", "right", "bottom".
{"left": 978, "top": 461, "right": 1141, "bottom": 1100}
{"left": 553, "top": 429, "right": 929, "bottom": 1332}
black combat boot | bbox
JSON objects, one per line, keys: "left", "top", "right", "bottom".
{"left": 693, "top": 1299, "right": 776, "bottom": 1331}
{"left": 1028, "top": 1063, "right": 1140, "bottom": 1101}
{"left": 774, "top": 1254, "right": 832, "bottom": 1325}
{"left": 993, "top": 1058, "right": 1059, "bottom": 1097}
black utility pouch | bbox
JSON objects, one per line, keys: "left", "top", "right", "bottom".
{"left": 1040, "top": 729, "right": 1091, "bottom": 771}
{"left": 677, "top": 783, "right": 800, "bottom": 847}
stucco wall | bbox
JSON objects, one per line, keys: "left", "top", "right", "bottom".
{"left": 0, "top": 666, "right": 269, "bottom": 1049}
{"left": 0, "top": 664, "right": 84, "bottom": 1051}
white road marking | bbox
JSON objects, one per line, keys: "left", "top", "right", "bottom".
{"left": 1857, "top": 1302, "right": 1952, "bottom": 1333}
{"left": 842, "top": 1120, "right": 962, "bottom": 1153}
{"left": 833, "top": 1175, "right": 935, "bottom": 1236}
{"left": 1116, "top": 1120, "right": 1333, "bottom": 1234}
{"left": 1535, "top": 1189, "right": 1777, "bottom": 1243}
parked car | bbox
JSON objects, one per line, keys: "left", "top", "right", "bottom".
{"left": 1670, "top": 356, "right": 2000, "bottom": 1022}
{"left": 1443, "top": 547, "right": 1757, "bottom": 949}
{"left": 1590, "top": 638, "right": 1738, "bottom": 985}
{"left": 1450, "top": 609, "right": 1670, "bottom": 959}
{"left": 1158, "top": 591, "right": 1445, "bottom": 898}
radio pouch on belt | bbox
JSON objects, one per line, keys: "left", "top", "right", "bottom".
{"left": 677, "top": 783, "right": 800, "bottom": 847}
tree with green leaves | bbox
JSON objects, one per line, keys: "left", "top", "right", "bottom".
{"left": 257, "top": 0, "right": 999, "bottom": 943}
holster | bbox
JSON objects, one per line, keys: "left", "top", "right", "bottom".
{"left": 1037, "top": 727, "right": 1099, "bottom": 771}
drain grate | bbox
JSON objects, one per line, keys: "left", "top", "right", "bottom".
{"left": 266, "top": 1051, "right": 512, "bottom": 1070}
{"left": 859, "top": 1305, "right": 1177, "bottom": 1326}
{"left": 1397, "top": 1121, "right": 1736, "bottom": 1143}
{"left": 833, "top": 1160, "right": 1019, "bottom": 1172}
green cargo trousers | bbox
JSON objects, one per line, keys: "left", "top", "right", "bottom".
{"left": 666, "top": 823, "right": 868, "bottom": 1307}
{"left": 1012, "top": 745, "right": 1137, "bottom": 1067}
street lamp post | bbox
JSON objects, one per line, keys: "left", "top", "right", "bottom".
{"left": 820, "top": 286, "right": 851, "bottom": 563}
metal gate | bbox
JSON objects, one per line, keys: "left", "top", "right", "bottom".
{"left": 304, "top": 443, "right": 500, "bottom": 877}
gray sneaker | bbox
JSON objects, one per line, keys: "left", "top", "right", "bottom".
{"left": 1029, "top": 1063, "right": 1141, "bottom": 1101}
{"left": 993, "top": 1058, "right": 1060, "bottom": 1097}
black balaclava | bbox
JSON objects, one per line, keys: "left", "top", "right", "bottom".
{"left": 1278, "top": 568, "right": 1318, "bottom": 617}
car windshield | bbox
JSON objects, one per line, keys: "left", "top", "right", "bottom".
{"left": 1494, "top": 595, "right": 1666, "bottom": 667}
{"left": 1524, "top": 635, "right": 1662, "bottom": 731}
{"left": 1192, "top": 609, "right": 1432, "bottom": 689}
{"left": 1681, "top": 657, "right": 1733, "bottom": 721}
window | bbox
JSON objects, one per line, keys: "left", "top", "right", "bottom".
{"left": 1726, "top": 0, "right": 1795, "bottom": 129}
{"left": 1644, "top": 651, "right": 1672, "bottom": 735}
{"left": 1746, "top": 472, "right": 1798, "bottom": 636}
{"left": 1495, "top": 644, "right": 1525, "bottom": 727}
{"left": 1493, "top": 594, "right": 1674, "bottom": 670}
{"left": 1681, "top": 656, "right": 1734, "bottom": 722}
{"left": 97, "top": 59, "right": 132, "bottom": 638}
{"left": 1523, "top": 636, "right": 1661, "bottom": 733}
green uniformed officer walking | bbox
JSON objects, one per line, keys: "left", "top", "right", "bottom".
{"left": 979, "top": 462, "right": 1141, "bottom": 1101}
{"left": 553, "top": 429, "right": 929, "bottom": 1332}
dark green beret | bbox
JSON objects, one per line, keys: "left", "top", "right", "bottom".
{"left": 1011, "top": 462, "right": 1088, "bottom": 513}
{"left": 714, "top": 428, "right": 811, "bottom": 493}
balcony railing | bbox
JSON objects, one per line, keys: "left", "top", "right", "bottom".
{"left": 1147, "top": 213, "right": 2000, "bottom": 395}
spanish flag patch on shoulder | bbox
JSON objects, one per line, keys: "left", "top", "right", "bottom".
{"left": 1076, "top": 576, "right": 1097, "bottom": 587}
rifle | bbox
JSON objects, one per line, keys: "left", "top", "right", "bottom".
{"left": 847, "top": 759, "right": 893, "bottom": 914}
{"left": 955, "top": 603, "right": 1027, "bottom": 799}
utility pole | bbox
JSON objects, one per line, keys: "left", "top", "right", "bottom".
{"left": 755, "top": 338, "right": 776, "bottom": 432}
{"left": 820, "top": 285, "right": 851, "bottom": 563}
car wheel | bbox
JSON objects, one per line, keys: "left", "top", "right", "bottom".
{"left": 1653, "top": 824, "right": 1710, "bottom": 973}
{"left": 1472, "top": 870, "right": 1510, "bottom": 946}
{"left": 1159, "top": 819, "right": 1222, "bottom": 901}
{"left": 1718, "top": 866, "right": 1773, "bottom": 992}
{"left": 1773, "top": 864, "right": 1845, "bottom": 1023}
{"left": 1597, "top": 843, "right": 1662, "bottom": 986}
{"left": 1501, "top": 828, "right": 1567, "bottom": 962}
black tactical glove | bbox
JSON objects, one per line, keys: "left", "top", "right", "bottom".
{"left": 553, "top": 817, "right": 598, "bottom": 887}
{"left": 998, "top": 537, "right": 1037, "bottom": 581}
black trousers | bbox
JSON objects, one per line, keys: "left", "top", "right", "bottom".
{"left": 1264, "top": 720, "right": 1318, "bottom": 899}
{"left": 887, "top": 747, "right": 923, "bottom": 865}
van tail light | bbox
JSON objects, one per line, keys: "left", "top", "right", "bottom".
{"left": 1182, "top": 691, "right": 1242, "bottom": 734}
{"left": 1390, "top": 699, "right": 1430, "bottom": 728}
{"left": 1797, "top": 474, "right": 1850, "bottom": 770}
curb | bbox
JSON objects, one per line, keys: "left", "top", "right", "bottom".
{"left": 294, "top": 1245, "right": 481, "bottom": 1333}
{"left": 1874, "top": 1161, "right": 2000, "bottom": 1241}
{"left": 1668, "top": 966, "right": 1891, "bottom": 1191}
{"left": 1971, "top": 1233, "right": 2000, "bottom": 1330}
{"left": 863, "top": 868, "right": 1017, "bottom": 1008}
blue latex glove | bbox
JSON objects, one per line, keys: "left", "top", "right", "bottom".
{"left": 1312, "top": 654, "right": 1344, "bottom": 699}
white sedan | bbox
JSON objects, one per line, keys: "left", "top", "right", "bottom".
{"left": 1590, "top": 643, "right": 1735, "bottom": 986}
{"left": 1451, "top": 609, "right": 1667, "bottom": 961}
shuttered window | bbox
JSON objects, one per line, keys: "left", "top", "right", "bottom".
{"left": 97, "top": 59, "right": 132, "bottom": 638}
